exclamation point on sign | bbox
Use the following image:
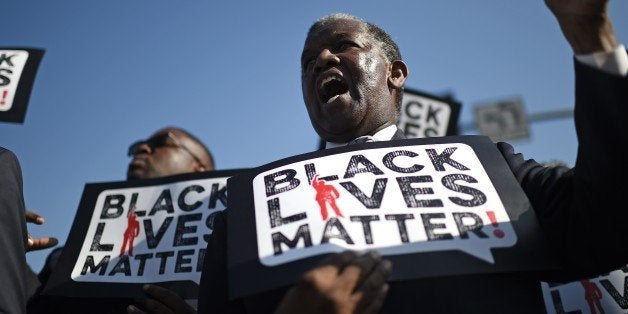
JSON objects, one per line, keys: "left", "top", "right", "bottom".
{"left": 0, "top": 90, "right": 7, "bottom": 106}
{"left": 486, "top": 211, "right": 504, "bottom": 238}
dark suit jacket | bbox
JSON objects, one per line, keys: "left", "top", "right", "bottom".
{"left": 0, "top": 148, "right": 31, "bottom": 314}
{"left": 198, "top": 59, "right": 628, "bottom": 313}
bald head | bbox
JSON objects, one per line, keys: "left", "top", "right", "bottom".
{"left": 127, "top": 127, "right": 215, "bottom": 180}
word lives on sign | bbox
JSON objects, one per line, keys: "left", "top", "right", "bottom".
{"left": 227, "top": 136, "right": 555, "bottom": 298}
{"left": 0, "top": 48, "right": 44, "bottom": 123}
{"left": 43, "top": 170, "right": 241, "bottom": 299}
{"left": 542, "top": 266, "right": 628, "bottom": 314}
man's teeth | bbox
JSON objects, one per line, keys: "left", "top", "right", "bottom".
{"left": 326, "top": 94, "right": 340, "bottom": 103}
{"left": 321, "top": 76, "right": 340, "bottom": 88}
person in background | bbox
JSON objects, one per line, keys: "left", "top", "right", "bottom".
{"left": 199, "top": 0, "right": 628, "bottom": 313}
{"left": 32, "top": 126, "right": 213, "bottom": 314}
{"left": 0, "top": 147, "right": 57, "bottom": 314}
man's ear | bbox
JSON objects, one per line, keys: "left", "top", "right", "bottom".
{"left": 387, "top": 60, "right": 408, "bottom": 89}
{"left": 195, "top": 164, "right": 207, "bottom": 172}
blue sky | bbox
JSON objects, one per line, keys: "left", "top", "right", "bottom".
{"left": 2, "top": 1, "right": 626, "bottom": 271}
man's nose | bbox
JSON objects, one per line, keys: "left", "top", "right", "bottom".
{"left": 315, "top": 49, "right": 340, "bottom": 72}
{"left": 131, "top": 142, "right": 152, "bottom": 156}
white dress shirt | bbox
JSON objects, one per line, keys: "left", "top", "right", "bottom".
{"left": 325, "top": 124, "right": 398, "bottom": 149}
{"left": 576, "top": 44, "right": 628, "bottom": 77}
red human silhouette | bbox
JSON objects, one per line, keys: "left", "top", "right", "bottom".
{"left": 581, "top": 279, "right": 605, "bottom": 314}
{"left": 311, "top": 174, "right": 343, "bottom": 221}
{"left": 120, "top": 207, "right": 141, "bottom": 257}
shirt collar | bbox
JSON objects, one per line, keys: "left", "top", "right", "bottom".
{"left": 325, "top": 125, "right": 398, "bottom": 149}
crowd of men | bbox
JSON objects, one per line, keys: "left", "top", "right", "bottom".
{"left": 2, "top": 0, "right": 627, "bottom": 313}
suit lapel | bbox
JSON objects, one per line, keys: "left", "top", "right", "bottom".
{"left": 391, "top": 128, "right": 406, "bottom": 140}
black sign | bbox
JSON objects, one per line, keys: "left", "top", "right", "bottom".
{"left": 43, "top": 169, "right": 243, "bottom": 299}
{"left": 397, "top": 88, "right": 461, "bottom": 138}
{"left": 227, "top": 136, "right": 556, "bottom": 299}
{"left": 543, "top": 266, "right": 628, "bottom": 313}
{"left": 0, "top": 48, "right": 44, "bottom": 124}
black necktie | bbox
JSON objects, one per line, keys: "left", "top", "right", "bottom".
{"left": 347, "top": 135, "right": 375, "bottom": 146}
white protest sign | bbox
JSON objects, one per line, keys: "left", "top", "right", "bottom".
{"left": 69, "top": 176, "right": 227, "bottom": 285}
{"left": 252, "top": 143, "right": 516, "bottom": 266}
{"left": 227, "top": 137, "right": 555, "bottom": 299}
{"left": 542, "top": 267, "right": 628, "bottom": 314}
{"left": 0, "top": 50, "right": 30, "bottom": 112}
{"left": 397, "top": 89, "right": 461, "bottom": 138}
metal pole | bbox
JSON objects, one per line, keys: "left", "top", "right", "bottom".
{"left": 458, "top": 107, "right": 574, "bottom": 133}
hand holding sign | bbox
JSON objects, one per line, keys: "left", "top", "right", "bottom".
{"left": 25, "top": 210, "right": 58, "bottom": 252}
{"left": 127, "top": 284, "right": 196, "bottom": 314}
{"left": 275, "top": 251, "right": 392, "bottom": 314}
{"left": 42, "top": 170, "right": 240, "bottom": 300}
{"left": 227, "top": 137, "right": 555, "bottom": 299}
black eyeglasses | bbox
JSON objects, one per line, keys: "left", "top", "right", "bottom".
{"left": 128, "top": 132, "right": 204, "bottom": 166}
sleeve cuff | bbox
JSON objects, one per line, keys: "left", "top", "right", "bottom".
{"left": 575, "top": 44, "right": 628, "bottom": 77}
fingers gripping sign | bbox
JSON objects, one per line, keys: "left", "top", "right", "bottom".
{"left": 25, "top": 210, "right": 58, "bottom": 252}
{"left": 127, "top": 284, "right": 195, "bottom": 314}
{"left": 275, "top": 250, "right": 393, "bottom": 314}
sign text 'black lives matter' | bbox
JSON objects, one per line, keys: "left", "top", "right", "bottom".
{"left": 253, "top": 142, "right": 515, "bottom": 266}
{"left": 43, "top": 170, "right": 241, "bottom": 299}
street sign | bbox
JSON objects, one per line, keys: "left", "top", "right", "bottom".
{"left": 474, "top": 98, "right": 529, "bottom": 142}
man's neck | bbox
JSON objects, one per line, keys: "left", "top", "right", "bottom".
{"left": 325, "top": 125, "right": 398, "bottom": 149}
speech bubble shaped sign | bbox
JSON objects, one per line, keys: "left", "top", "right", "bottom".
{"left": 252, "top": 143, "right": 516, "bottom": 266}
{"left": 0, "top": 50, "right": 30, "bottom": 112}
{"left": 70, "top": 177, "right": 228, "bottom": 285}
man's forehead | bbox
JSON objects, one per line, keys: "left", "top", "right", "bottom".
{"left": 302, "top": 19, "right": 371, "bottom": 56}
{"left": 306, "top": 18, "right": 367, "bottom": 42}
{"left": 149, "top": 129, "right": 173, "bottom": 139}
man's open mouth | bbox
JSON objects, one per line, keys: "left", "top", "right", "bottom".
{"left": 318, "top": 74, "right": 349, "bottom": 103}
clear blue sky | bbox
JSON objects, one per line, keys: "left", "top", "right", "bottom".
{"left": 2, "top": 1, "right": 626, "bottom": 271}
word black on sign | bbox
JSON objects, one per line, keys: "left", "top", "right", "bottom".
{"left": 227, "top": 136, "right": 556, "bottom": 299}
{"left": 42, "top": 169, "right": 243, "bottom": 300}
{"left": 397, "top": 88, "right": 461, "bottom": 138}
{"left": 0, "top": 48, "right": 45, "bottom": 124}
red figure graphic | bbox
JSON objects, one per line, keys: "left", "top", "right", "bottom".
{"left": 311, "top": 174, "right": 343, "bottom": 220}
{"left": 581, "top": 279, "right": 605, "bottom": 314}
{"left": 120, "top": 207, "right": 140, "bottom": 257}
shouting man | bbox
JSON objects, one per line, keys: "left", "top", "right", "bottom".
{"left": 199, "top": 1, "right": 628, "bottom": 313}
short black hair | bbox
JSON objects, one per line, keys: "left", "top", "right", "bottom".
{"left": 169, "top": 127, "right": 215, "bottom": 169}
{"left": 307, "top": 13, "right": 404, "bottom": 112}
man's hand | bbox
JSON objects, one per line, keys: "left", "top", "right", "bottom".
{"left": 275, "top": 251, "right": 393, "bottom": 314}
{"left": 545, "top": 0, "right": 618, "bottom": 54}
{"left": 127, "top": 284, "right": 196, "bottom": 314}
{"left": 25, "top": 210, "right": 58, "bottom": 252}
{"left": 545, "top": 0, "right": 607, "bottom": 16}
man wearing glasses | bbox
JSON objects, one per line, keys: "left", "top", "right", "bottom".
{"left": 32, "top": 127, "right": 214, "bottom": 314}
{"left": 127, "top": 127, "right": 215, "bottom": 180}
